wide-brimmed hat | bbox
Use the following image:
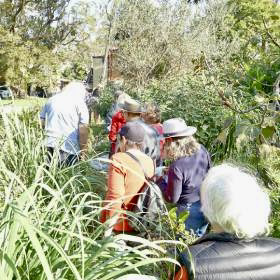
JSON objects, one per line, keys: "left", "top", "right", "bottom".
{"left": 120, "top": 99, "right": 143, "bottom": 113}
{"left": 163, "top": 118, "right": 196, "bottom": 138}
{"left": 116, "top": 93, "right": 131, "bottom": 106}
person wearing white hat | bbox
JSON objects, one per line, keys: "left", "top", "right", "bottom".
{"left": 108, "top": 92, "right": 131, "bottom": 157}
{"left": 118, "top": 99, "right": 161, "bottom": 165}
{"left": 159, "top": 118, "right": 211, "bottom": 236}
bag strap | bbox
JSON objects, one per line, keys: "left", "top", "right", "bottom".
{"left": 125, "top": 151, "right": 149, "bottom": 179}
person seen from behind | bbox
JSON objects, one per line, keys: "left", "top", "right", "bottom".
{"left": 101, "top": 122, "right": 155, "bottom": 235}
{"left": 120, "top": 99, "right": 160, "bottom": 166}
{"left": 142, "top": 103, "right": 164, "bottom": 165}
{"left": 108, "top": 92, "right": 131, "bottom": 157}
{"left": 158, "top": 118, "right": 211, "bottom": 236}
{"left": 175, "top": 164, "right": 280, "bottom": 280}
{"left": 40, "top": 81, "right": 89, "bottom": 166}
{"left": 106, "top": 88, "right": 126, "bottom": 129}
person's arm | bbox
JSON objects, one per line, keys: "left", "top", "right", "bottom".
{"left": 79, "top": 124, "right": 89, "bottom": 158}
{"left": 109, "top": 119, "right": 117, "bottom": 142}
{"left": 78, "top": 102, "right": 89, "bottom": 159}
{"left": 104, "top": 157, "right": 126, "bottom": 234}
{"left": 164, "top": 165, "right": 183, "bottom": 203}
{"left": 40, "top": 104, "right": 47, "bottom": 129}
{"left": 174, "top": 266, "right": 188, "bottom": 280}
{"left": 109, "top": 113, "right": 121, "bottom": 142}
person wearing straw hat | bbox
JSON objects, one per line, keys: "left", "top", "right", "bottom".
{"left": 118, "top": 99, "right": 160, "bottom": 165}
{"left": 158, "top": 118, "right": 211, "bottom": 236}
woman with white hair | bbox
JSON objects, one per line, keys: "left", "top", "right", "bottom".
{"left": 159, "top": 118, "right": 211, "bottom": 236}
{"left": 174, "top": 164, "right": 280, "bottom": 280}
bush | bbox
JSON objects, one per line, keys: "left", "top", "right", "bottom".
{"left": 95, "top": 86, "right": 115, "bottom": 119}
{"left": 136, "top": 74, "right": 229, "bottom": 155}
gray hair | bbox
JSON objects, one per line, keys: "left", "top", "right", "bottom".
{"left": 164, "top": 136, "right": 200, "bottom": 161}
{"left": 124, "top": 139, "right": 144, "bottom": 152}
{"left": 200, "top": 164, "right": 271, "bottom": 239}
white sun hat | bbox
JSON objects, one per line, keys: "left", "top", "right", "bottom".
{"left": 163, "top": 118, "right": 197, "bottom": 138}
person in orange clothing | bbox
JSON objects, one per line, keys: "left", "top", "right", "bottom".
{"left": 101, "top": 122, "right": 155, "bottom": 235}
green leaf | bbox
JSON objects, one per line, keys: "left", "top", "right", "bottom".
{"left": 178, "top": 210, "right": 189, "bottom": 223}
{"left": 223, "top": 117, "right": 233, "bottom": 129}
{"left": 271, "top": 15, "right": 279, "bottom": 20}
{"left": 216, "top": 129, "right": 228, "bottom": 145}
{"left": 262, "top": 126, "right": 275, "bottom": 139}
{"left": 168, "top": 207, "right": 177, "bottom": 220}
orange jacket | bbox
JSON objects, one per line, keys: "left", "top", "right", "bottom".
{"left": 101, "top": 150, "right": 154, "bottom": 232}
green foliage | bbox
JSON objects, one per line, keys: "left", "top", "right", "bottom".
{"left": 167, "top": 207, "right": 196, "bottom": 245}
{"left": 0, "top": 0, "right": 96, "bottom": 94}
{"left": 258, "top": 150, "right": 280, "bottom": 238}
{"left": 112, "top": 0, "right": 192, "bottom": 86}
{"left": 137, "top": 74, "right": 229, "bottom": 151}
{"left": 0, "top": 110, "right": 182, "bottom": 279}
{"left": 95, "top": 86, "right": 115, "bottom": 119}
{"left": 62, "top": 62, "right": 88, "bottom": 81}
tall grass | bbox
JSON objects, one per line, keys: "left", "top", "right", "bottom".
{"left": 0, "top": 110, "right": 182, "bottom": 280}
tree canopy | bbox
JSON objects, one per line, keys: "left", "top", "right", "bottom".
{"left": 0, "top": 0, "right": 95, "bottom": 94}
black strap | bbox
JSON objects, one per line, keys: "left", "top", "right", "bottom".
{"left": 125, "top": 151, "right": 149, "bottom": 179}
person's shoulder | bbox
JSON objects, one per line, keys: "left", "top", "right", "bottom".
{"left": 255, "top": 236, "right": 280, "bottom": 247}
{"left": 113, "top": 111, "right": 124, "bottom": 121}
{"left": 138, "top": 150, "right": 154, "bottom": 164}
{"left": 169, "top": 158, "right": 185, "bottom": 172}
{"left": 111, "top": 153, "right": 128, "bottom": 170}
{"left": 46, "top": 92, "right": 64, "bottom": 106}
{"left": 172, "top": 156, "right": 188, "bottom": 166}
{"left": 112, "top": 152, "right": 125, "bottom": 161}
{"left": 136, "top": 120, "right": 158, "bottom": 135}
{"left": 199, "top": 144, "right": 210, "bottom": 155}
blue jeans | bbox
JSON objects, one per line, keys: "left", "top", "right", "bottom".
{"left": 177, "top": 201, "right": 208, "bottom": 237}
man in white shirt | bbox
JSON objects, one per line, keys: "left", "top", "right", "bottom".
{"left": 40, "top": 81, "right": 89, "bottom": 166}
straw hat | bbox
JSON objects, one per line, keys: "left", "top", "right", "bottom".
{"left": 120, "top": 99, "right": 143, "bottom": 113}
{"left": 116, "top": 93, "right": 131, "bottom": 106}
{"left": 163, "top": 118, "right": 196, "bottom": 138}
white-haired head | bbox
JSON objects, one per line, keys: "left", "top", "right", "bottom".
{"left": 201, "top": 164, "right": 271, "bottom": 239}
{"left": 62, "top": 81, "right": 87, "bottom": 99}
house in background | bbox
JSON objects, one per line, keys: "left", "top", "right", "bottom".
{"left": 86, "top": 48, "right": 122, "bottom": 91}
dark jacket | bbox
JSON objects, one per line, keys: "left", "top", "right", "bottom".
{"left": 178, "top": 232, "right": 280, "bottom": 280}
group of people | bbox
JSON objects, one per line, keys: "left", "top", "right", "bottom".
{"left": 40, "top": 81, "right": 280, "bottom": 279}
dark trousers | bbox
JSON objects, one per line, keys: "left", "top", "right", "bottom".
{"left": 47, "top": 147, "right": 79, "bottom": 167}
